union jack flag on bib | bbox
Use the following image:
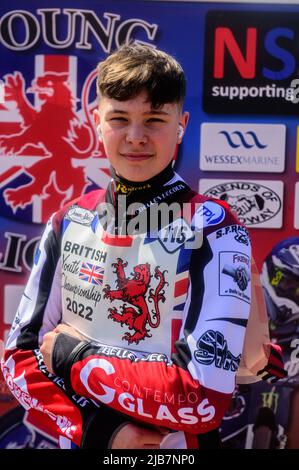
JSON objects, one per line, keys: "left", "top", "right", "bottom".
{"left": 79, "top": 262, "right": 104, "bottom": 285}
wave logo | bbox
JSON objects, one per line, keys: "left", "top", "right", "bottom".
{"left": 218, "top": 130, "right": 267, "bottom": 149}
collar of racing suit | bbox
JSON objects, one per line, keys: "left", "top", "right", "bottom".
{"left": 105, "top": 162, "right": 193, "bottom": 234}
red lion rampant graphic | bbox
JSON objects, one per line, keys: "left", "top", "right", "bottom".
{"left": 103, "top": 258, "right": 168, "bottom": 344}
{"left": 0, "top": 69, "right": 99, "bottom": 219}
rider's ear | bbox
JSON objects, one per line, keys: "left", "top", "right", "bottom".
{"left": 97, "top": 125, "right": 103, "bottom": 142}
{"left": 93, "top": 108, "right": 100, "bottom": 127}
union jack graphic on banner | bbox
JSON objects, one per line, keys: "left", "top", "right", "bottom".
{"left": 79, "top": 262, "right": 104, "bottom": 285}
{"left": 0, "top": 54, "right": 111, "bottom": 224}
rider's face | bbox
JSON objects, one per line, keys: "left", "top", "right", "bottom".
{"left": 93, "top": 90, "right": 189, "bottom": 182}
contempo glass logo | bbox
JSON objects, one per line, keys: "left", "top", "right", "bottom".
{"left": 203, "top": 10, "right": 299, "bottom": 114}
{"left": 199, "top": 179, "right": 284, "bottom": 228}
{"left": 200, "top": 123, "right": 286, "bottom": 173}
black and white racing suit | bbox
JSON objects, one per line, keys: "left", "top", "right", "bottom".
{"left": 2, "top": 164, "right": 253, "bottom": 449}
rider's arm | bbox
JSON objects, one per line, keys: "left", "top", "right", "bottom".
{"left": 1, "top": 209, "right": 136, "bottom": 447}
{"left": 237, "top": 258, "right": 286, "bottom": 385}
{"left": 51, "top": 204, "right": 252, "bottom": 434}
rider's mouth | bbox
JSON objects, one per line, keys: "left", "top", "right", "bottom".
{"left": 121, "top": 153, "right": 153, "bottom": 162}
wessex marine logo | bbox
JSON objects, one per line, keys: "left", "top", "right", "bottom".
{"left": 0, "top": 55, "right": 110, "bottom": 223}
{"left": 200, "top": 123, "right": 286, "bottom": 173}
{"left": 219, "top": 130, "right": 266, "bottom": 149}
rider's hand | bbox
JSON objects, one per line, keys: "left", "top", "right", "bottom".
{"left": 40, "top": 324, "right": 84, "bottom": 373}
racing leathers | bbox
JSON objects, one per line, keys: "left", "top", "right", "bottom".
{"left": 2, "top": 164, "right": 255, "bottom": 448}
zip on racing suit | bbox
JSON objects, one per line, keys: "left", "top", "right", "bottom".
{"left": 2, "top": 164, "right": 260, "bottom": 448}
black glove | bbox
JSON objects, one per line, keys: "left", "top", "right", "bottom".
{"left": 257, "top": 343, "right": 287, "bottom": 383}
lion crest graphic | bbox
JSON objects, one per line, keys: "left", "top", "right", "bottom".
{"left": 103, "top": 258, "right": 168, "bottom": 345}
{"left": 0, "top": 68, "right": 101, "bottom": 221}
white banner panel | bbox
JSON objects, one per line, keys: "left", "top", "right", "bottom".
{"left": 200, "top": 123, "right": 286, "bottom": 173}
{"left": 199, "top": 179, "right": 284, "bottom": 228}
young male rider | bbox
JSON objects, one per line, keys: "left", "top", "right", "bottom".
{"left": 1, "top": 44, "right": 284, "bottom": 449}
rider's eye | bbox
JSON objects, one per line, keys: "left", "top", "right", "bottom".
{"left": 147, "top": 118, "right": 164, "bottom": 123}
{"left": 110, "top": 116, "right": 126, "bottom": 121}
{"left": 110, "top": 117, "right": 127, "bottom": 122}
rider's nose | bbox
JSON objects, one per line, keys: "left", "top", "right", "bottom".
{"left": 125, "top": 126, "right": 148, "bottom": 145}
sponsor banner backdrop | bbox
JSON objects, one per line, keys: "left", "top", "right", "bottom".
{"left": 203, "top": 10, "right": 299, "bottom": 115}
{"left": 0, "top": 0, "right": 299, "bottom": 449}
{"left": 200, "top": 123, "right": 286, "bottom": 173}
{"left": 199, "top": 179, "right": 284, "bottom": 229}
{"left": 0, "top": 216, "right": 41, "bottom": 343}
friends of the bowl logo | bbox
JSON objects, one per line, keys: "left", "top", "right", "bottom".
{"left": 199, "top": 179, "right": 283, "bottom": 228}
